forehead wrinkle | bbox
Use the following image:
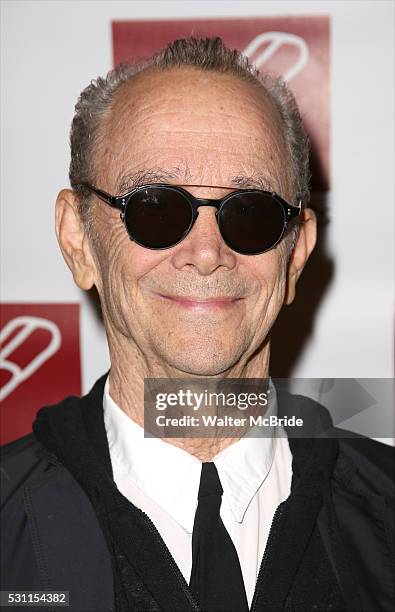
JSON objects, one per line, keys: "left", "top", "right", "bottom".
{"left": 113, "top": 163, "right": 282, "bottom": 195}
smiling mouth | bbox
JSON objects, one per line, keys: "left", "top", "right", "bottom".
{"left": 157, "top": 294, "right": 242, "bottom": 309}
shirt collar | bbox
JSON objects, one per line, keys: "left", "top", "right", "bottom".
{"left": 103, "top": 377, "right": 278, "bottom": 532}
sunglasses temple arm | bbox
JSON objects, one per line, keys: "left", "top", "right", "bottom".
{"left": 79, "top": 183, "right": 122, "bottom": 210}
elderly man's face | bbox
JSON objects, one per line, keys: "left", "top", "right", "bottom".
{"left": 60, "top": 68, "right": 315, "bottom": 376}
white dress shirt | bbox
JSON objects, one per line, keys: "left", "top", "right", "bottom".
{"left": 103, "top": 379, "right": 293, "bottom": 608}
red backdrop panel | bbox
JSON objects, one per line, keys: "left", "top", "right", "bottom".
{"left": 112, "top": 16, "right": 330, "bottom": 192}
{"left": 0, "top": 304, "right": 81, "bottom": 444}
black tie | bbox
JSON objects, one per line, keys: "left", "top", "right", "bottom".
{"left": 189, "top": 462, "right": 249, "bottom": 612}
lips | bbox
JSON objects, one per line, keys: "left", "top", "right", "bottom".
{"left": 157, "top": 294, "right": 242, "bottom": 309}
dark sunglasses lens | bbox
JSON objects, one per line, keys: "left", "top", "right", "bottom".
{"left": 219, "top": 192, "right": 286, "bottom": 254}
{"left": 124, "top": 187, "right": 192, "bottom": 248}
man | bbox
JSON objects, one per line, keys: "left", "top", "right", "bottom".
{"left": 1, "top": 37, "right": 393, "bottom": 612}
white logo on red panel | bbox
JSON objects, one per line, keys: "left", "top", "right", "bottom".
{"left": 0, "top": 316, "right": 61, "bottom": 400}
{"left": 243, "top": 32, "right": 309, "bottom": 81}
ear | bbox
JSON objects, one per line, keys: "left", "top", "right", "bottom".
{"left": 55, "top": 189, "right": 97, "bottom": 290}
{"left": 284, "top": 208, "right": 317, "bottom": 305}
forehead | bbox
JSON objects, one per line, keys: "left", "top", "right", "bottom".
{"left": 100, "top": 67, "right": 291, "bottom": 195}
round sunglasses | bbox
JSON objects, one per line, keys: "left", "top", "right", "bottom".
{"left": 77, "top": 183, "right": 302, "bottom": 255}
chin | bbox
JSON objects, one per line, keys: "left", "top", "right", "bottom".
{"left": 171, "top": 361, "right": 232, "bottom": 377}
{"left": 155, "top": 340, "right": 246, "bottom": 377}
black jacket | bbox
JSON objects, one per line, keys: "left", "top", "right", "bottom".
{"left": 1, "top": 375, "right": 394, "bottom": 611}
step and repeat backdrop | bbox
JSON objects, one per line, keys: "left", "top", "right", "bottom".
{"left": 1, "top": 1, "right": 393, "bottom": 444}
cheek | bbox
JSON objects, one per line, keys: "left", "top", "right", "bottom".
{"left": 90, "top": 216, "right": 170, "bottom": 332}
{"left": 88, "top": 212, "right": 140, "bottom": 327}
{"left": 93, "top": 226, "right": 129, "bottom": 292}
{"left": 247, "top": 248, "right": 288, "bottom": 323}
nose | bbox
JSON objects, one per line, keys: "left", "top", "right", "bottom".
{"left": 170, "top": 205, "right": 237, "bottom": 275}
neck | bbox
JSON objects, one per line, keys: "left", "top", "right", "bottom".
{"left": 107, "top": 339, "right": 271, "bottom": 462}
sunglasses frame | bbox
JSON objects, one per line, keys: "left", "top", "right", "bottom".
{"left": 77, "top": 182, "right": 302, "bottom": 255}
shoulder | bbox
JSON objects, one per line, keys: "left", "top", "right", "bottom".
{"left": 0, "top": 433, "right": 47, "bottom": 507}
{"left": 277, "top": 389, "right": 394, "bottom": 500}
{"left": 1, "top": 374, "right": 108, "bottom": 507}
{"left": 335, "top": 434, "right": 394, "bottom": 501}
{"left": 1, "top": 401, "right": 78, "bottom": 506}
{"left": 1, "top": 430, "right": 40, "bottom": 461}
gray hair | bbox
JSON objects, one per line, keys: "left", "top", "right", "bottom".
{"left": 69, "top": 36, "right": 310, "bottom": 248}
